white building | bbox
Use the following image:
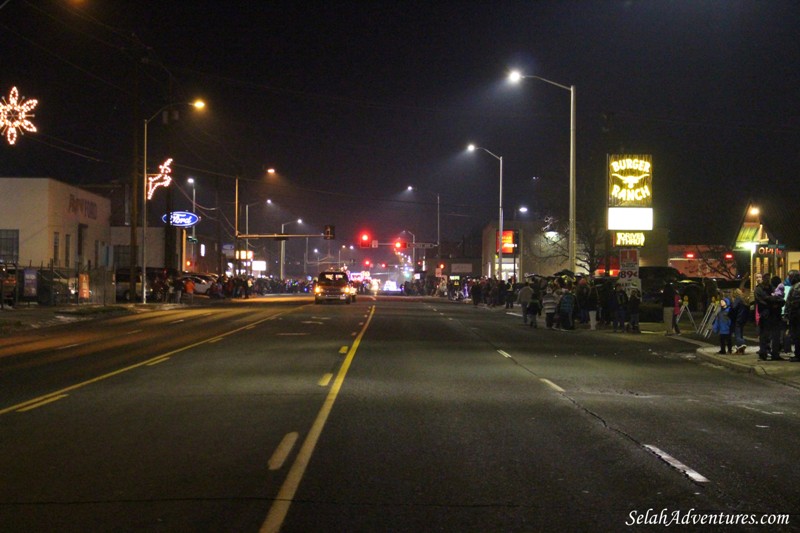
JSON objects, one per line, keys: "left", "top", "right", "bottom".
{"left": 0, "top": 177, "right": 112, "bottom": 268}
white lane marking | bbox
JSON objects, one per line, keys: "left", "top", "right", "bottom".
{"left": 302, "top": 321, "right": 323, "bottom": 325}
{"left": 644, "top": 445, "right": 709, "bottom": 483}
{"left": 740, "top": 405, "right": 783, "bottom": 416}
{"left": 540, "top": 378, "right": 565, "bottom": 392}
{"left": 170, "top": 319, "right": 185, "bottom": 324}
{"left": 57, "top": 343, "right": 81, "bottom": 350}
{"left": 268, "top": 432, "right": 299, "bottom": 471}
{"left": 276, "top": 333, "right": 310, "bottom": 336}
{"left": 497, "top": 350, "right": 512, "bottom": 359}
{"left": 126, "top": 329, "right": 143, "bottom": 335}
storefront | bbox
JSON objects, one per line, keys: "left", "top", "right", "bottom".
{"left": 0, "top": 177, "right": 112, "bottom": 268}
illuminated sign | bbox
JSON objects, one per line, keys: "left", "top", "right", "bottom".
{"left": 496, "top": 230, "right": 517, "bottom": 254}
{"left": 608, "top": 207, "right": 653, "bottom": 230}
{"left": 614, "top": 232, "right": 646, "bottom": 247}
{"left": 757, "top": 245, "right": 784, "bottom": 257}
{"left": 608, "top": 155, "right": 652, "bottom": 208}
{"left": 162, "top": 211, "right": 200, "bottom": 227}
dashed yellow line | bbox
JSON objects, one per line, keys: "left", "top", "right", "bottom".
{"left": 261, "top": 305, "right": 376, "bottom": 533}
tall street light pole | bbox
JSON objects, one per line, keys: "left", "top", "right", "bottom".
{"left": 468, "top": 144, "right": 504, "bottom": 280}
{"left": 280, "top": 218, "right": 302, "bottom": 280}
{"left": 509, "top": 70, "right": 576, "bottom": 273}
{"left": 142, "top": 99, "right": 205, "bottom": 303}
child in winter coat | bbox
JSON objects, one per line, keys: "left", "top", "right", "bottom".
{"left": 712, "top": 297, "right": 733, "bottom": 354}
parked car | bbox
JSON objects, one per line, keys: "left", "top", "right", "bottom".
{"left": 37, "top": 268, "right": 76, "bottom": 305}
{"left": 1, "top": 264, "right": 17, "bottom": 305}
{"left": 115, "top": 269, "right": 154, "bottom": 302}
{"left": 638, "top": 266, "right": 704, "bottom": 310}
{"left": 178, "top": 275, "right": 212, "bottom": 295}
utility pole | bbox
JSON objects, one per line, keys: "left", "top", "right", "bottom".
{"left": 129, "top": 61, "right": 140, "bottom": 301}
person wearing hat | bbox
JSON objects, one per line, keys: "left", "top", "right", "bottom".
{"left": 712, "top": 296, "right": 733, "bottom": 354}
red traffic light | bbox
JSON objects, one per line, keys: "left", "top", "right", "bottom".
{"left": 364, "top": 259, "right": 371, "bottom": 267}
{"left": 394, "top": 240, "right": 407, "bottom": 249}
{"left": 359, "top": 233, "right": 371, "bottom": 248}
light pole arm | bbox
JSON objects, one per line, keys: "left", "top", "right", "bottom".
{"left": 524, "top": 74, "right": 572, "bottom": 93}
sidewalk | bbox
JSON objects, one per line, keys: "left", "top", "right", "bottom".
{"left": 636, "top": 321, "right": 800, "bottom": 390}
{"left": 0, "top": 301, "right": 162, "bottom": 333}
{"left": 484, "top": 302, "right": 800, "bottom": 390}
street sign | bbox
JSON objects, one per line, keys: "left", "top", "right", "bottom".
{"left": 409, "top": 242, "right": 436, "bottom": 249}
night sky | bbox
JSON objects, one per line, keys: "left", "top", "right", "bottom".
{"left": 2, "top": 0, "right": 799, "bottom": 265}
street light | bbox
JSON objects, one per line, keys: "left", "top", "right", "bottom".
{"left": 467, "top": 144, "right": 504, "bottom": 280}
{"left": 142, "top": 99, "right": 205, "bottom": 303}
{"left": 187, "top": 177, "right": 196, "bottom": 269}
{"left": 406, "top": 185, "right": 440, "bottom": 257}
{"left": 280, "top": 218, "right": 302, "bottom": 280}
{"left": 338, "top": 244, "right": 354, "bottom": 269}
{"left": 509, "top": 69, "right": 576, "bottom": 273}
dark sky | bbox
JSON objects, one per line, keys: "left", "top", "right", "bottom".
{"left": 2, "top": 0, "right": 799, "bottom": 262}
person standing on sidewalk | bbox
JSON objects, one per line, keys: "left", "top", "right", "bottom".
{"left": 712, "top": 297, "right": 733, "bottom": 354}
{"left": 628, "top": 289, "right": 641, "bottom": 333}
{"left": 586, "top": 280, "right": 599, "bottom": 330}
{"left": 542, "top": 286, "right": 558, "bottom": 329}
{"left": 730, "top": 288, "right": 749, "bottom": 353}
{"left": 662, "top": 280, "right": 677, "bottom": 335}
{"left": 754, "top": 275, "right": 786, "bottom": 361}
{"left": 611, "top": 283, "right": 628, "bottom": 333}
{"left": 785, "top": 271, "right": 800, "bottom": 362}
{"left": 516, "top": 282, "right": 533, "bottom": 326}
{"left": 183, "top": 277, "right": 195, "bottom": 304}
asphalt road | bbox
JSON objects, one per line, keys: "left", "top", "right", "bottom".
{"left": 0, "top": 297, "right": 798, "bottom": 532}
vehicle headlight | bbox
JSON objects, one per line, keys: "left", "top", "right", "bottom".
{"left": 315, "top": 286, "right": 322, "bottom": 294}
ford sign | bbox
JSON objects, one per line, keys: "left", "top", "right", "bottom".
{"left": 162, "top": 211, "right": 200, "bottom": 227}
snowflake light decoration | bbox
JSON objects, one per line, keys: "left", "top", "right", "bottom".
{"left": 147, "top": 158, "right": 173, "bottom": 200}
{"left": 0, "top": 86, "right": 38, "bottom": 145}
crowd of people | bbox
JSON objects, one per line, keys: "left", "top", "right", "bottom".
{"left": 465, "top": 275, "right": 646, "bottom": 332}
{"left": 462, "top": 269, "right": 800, "bottom": 363}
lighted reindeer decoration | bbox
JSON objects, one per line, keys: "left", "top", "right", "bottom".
{"left": 147, "top": 158, "right": 173, "bottom": 200}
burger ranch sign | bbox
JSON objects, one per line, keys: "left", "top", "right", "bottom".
{"left": 608, "top": 155, "right": 653, "bottom": 207}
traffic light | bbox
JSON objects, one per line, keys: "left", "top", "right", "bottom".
{"left": 364, "top": 259, "right": 371, "bottom": 267}
{"left": 324, "top": 225, "right": 335, "bottom": 240}
{"left": 394, "top": 240, "right": 407, "bottom": 249}
{"left": 359, "top": 232, "right": 371, "bottom": 248}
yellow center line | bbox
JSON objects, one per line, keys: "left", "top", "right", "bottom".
{"left": 17, "top": 394, "right": 68, "bottom": 412}
{"left": 0, "top": 310, "right": 290, "bottom": 417}
{"left": 260, "top": 305, "right": 376, "bottom": 533}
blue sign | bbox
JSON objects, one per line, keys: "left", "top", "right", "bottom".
{"left": 162, "top": 211, "right": 200, "bottom": 227}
